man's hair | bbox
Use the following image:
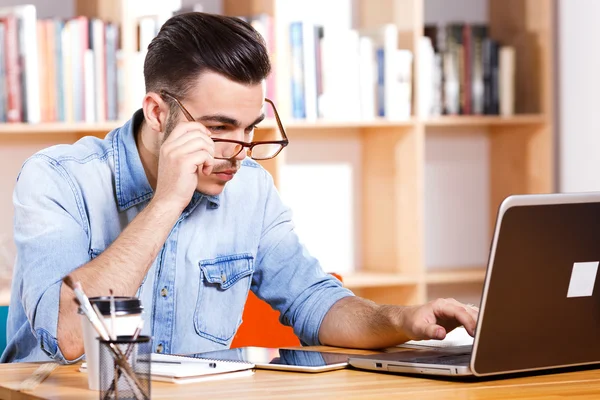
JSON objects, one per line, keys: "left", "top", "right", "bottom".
{"left": 144, "top": 12, "right": 271, "bottom": 100}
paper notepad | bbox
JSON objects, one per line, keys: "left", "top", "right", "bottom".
{"left": 398, "top": 326, "right": 474, "bottom": 349}
{"left": 150, "top": 353, "right": 254, "bottom": 384}
{"left": 80, "top": 353, "right": 255, "bottom": 385}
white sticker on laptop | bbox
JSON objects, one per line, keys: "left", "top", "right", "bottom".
{"left": 567, "top": 261, "right": 599, "bottom": 298}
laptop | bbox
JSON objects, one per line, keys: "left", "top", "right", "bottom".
{"left": 349, "top": 193, "right": 600, "bottom": 377}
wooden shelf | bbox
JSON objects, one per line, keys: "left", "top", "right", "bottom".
{"left": 0, "top": 122, "right": 122, "bottom": 135}
{"left": 0, "top": 114, "right": 545, "bottom": 136}
{"left": 423, "top": 114, "right": 547, "bottom": 127}
{"left": 425, "top": 267, "right": 487, "bottom": 285}
{"left": 265, "top": 118, "right": 415, "bottom": 129}
{"left": 342, "top": 272, "right": 421, "bottom": 289}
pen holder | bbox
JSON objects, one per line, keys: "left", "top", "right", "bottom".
{"left": 98, "top": 335, "right": 151, "bottom": 400}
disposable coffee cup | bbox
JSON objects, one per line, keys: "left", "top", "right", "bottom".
{"left": 80, "top": 296, "right": 143, "bottom": 391}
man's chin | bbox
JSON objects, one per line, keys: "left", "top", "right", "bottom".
{"left": 196, "top": 181, "right": 227, "bottom": 197}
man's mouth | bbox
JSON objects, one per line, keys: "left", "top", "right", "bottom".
{"left": 212, "top": 169, "right": 238, "bottom": 182}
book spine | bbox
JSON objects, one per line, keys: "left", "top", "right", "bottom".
{"left": 62, "top": 20, "right": 73, "bottom": 122}
{"left": 54, "top": 20, "right": 65, "bottom": 122}
{"left": 314, "top": 25, "right": 324, "bottom": 118}
{"left": 289, "top": 21, "right": 305, "bottom": 119}
{"left": 0, "top": 21, "right": 6, "bottom": 122}
{"left": 92, "top": 19, "right": 107, "bottom": 122}
{"left": 19, "top": 5, "right": 40, "bottom": 123}
{"left": 443, "top": 24, "right": 460, "bottom": 115}
{"left": 462, "top": 24, "right": 472, "bottom": 115}
{"left": 36, "top": 20, "right": 48, "bottom": 122}
{"left": 487, "top": 39, "right": 500, "bottom": 115}
{"left": 45, "top": 19, "right": 57, "bottom": 122}
{"left": 4, "top": 15, "right": 22, "bottom": 122}
{"left": 470, "top": 25, "right": 487, "bottom": 115}
{"left": 105, "top": 23, "right": 118, "bottom": 121}
{"left": 499, "top": 46, "right": 516, "bottom": 116}
{"left": 376, "top": 47, "right": 385, "bottom": 117}
{"left": 302, "top": 22, "right": 317, "bottom": 120}
{"left": 84, "top": 48, "right": 95, "bottom": 123}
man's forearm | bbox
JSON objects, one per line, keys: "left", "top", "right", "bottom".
{"left": 57, "top": 200, "right": 181, "bottom": 360}
{"left": 318, "top": 297, "right": 410, "bottom": 349}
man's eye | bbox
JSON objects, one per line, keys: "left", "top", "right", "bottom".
{"left": 245, "top": 125, "right": 257, "bottom": 133}
{"left": 208, "top": 126, "right": 227, "bottom": 132}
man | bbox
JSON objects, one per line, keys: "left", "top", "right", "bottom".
{"left": 2, "top": 12, "right": 477, "bottom": 363}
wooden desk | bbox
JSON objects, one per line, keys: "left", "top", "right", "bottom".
{"left": 1, "top": 347, "right": 599, "bottom": 400}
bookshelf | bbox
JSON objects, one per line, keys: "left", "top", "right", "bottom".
{"left": 0, "top": 0, "right": 555, "bottom": 307}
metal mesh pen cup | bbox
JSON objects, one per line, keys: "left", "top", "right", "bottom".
{"left": 98, "top": 335, "right": 151, "bottom": 400}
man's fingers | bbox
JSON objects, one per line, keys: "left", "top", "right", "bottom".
{"left": 201, "top": 155, "right": 215, "bottom": 176}
{"left": 165, "top": 131, "right": 214, "bottom": 155}
{"left": 169, "top": 137, "right": 215, "bottom": 158}
{"left": 424, "top": 324, "right": 446, "bottom": 340}
{"left": 446, "top": 299, "right": 479, "bottom": 335}
{"left": 433, "top": 301, "right": 477, "bottom": 336}
{"left": 165, "top": 121, "right": 211, "bottom": 142}
{"left": 184, "top": 152, "right": 214, "bottom": 175}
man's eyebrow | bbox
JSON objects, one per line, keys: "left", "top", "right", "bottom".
{"left": 198, "top": 114, "right": 240, "bottom": 126}
{"left": 198, "top": 113, "right": 266, "bottom": 128}
{"left": 250, "top": 113, "right": 266, "bottom": 127}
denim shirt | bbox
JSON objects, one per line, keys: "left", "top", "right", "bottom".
{"left": 1, "top": 110, "right": 353, "bottom": 363}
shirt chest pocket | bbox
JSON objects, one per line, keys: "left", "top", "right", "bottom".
{"left": 194, "top": 253, "right": 254, "bottom": 345}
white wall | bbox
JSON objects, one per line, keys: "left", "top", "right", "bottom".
{"left": 558, "top": 0, "right": 600, "bottom": 192}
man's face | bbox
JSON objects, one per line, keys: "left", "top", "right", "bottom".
{"left": 164, "top": 71, "right": 265, "bottom": 196}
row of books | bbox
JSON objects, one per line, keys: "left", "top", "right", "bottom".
{"left": 0, "top": 6, "right": 516, "bottom": 125}
{"left": 419, "top": 23, "right": 516, "bottom": 117}
{"left": 0, "top": 5, "right": 124, "bottom": 124}
{"left": 288, "top": 22, "right": 412, "bottom": 121}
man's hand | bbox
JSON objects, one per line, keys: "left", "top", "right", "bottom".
{"left": 153, "top": 121, "right": 215, "bottom": 212}
{"left": 398, "top": 298, "right": 479, "bottom": 341}
{"left": 319, "top": 296, "right": 479, "bottom": 350}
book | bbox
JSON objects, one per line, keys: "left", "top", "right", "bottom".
{"left": 0, "top": 5, "right": 40, "bottom": 123}
{"left": 499, "top": 46, "right": 516, "bottom": 116}
{"left": 81, "top": 353, "right": 255, "bottom": 385}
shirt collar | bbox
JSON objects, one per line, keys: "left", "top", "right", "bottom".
{"left": 113, "top": 109, "right": 220, "bottom": 211}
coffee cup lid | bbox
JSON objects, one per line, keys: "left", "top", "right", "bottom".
{"left": 85, "top": 296, "right": 143, "bottom": 316}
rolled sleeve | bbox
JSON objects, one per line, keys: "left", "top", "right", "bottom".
{"left": 12, "top": 155, "right": 91, "bottom": 363}
{"left": 252, "top": 171, "right": 355, "bottom": 345}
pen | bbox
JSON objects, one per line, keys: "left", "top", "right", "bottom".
{"left": 109, "top": 289, "right": 116, "bottom": 341}
{"left": 153, "top": 360, "right": 217, "bottom": 368}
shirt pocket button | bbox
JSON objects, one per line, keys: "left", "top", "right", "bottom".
{"left": 221, "top": 273, "right": 227, "bottom": 283}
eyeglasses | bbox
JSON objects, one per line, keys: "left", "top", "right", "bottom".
{"left": 160, "top": 90, "right": 288, "bottom": 161}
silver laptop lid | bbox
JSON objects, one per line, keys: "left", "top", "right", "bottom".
{"left": 472, "top": 192, "right": 600, "bottom": 376}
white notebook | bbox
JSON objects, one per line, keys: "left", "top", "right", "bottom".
{"left": 80, "top": 353, "right": 255, "bottom": 385}
{"left": 150, "top": 353, "right": 254, "bottom": 384}
{"left": 398, "top": 326, "right": 474, "bottom": 349}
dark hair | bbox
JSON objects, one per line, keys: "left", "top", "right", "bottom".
{"left": 144, "top": 12, "right": 271, "bottom": 100}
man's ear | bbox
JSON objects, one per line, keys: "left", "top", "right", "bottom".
{"left": 142, "top": 92, "right": 168, "bottom": 133}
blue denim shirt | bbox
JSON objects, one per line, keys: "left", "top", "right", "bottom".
{"left": 1, "top": 110, "right": 353, "bottom": 363}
